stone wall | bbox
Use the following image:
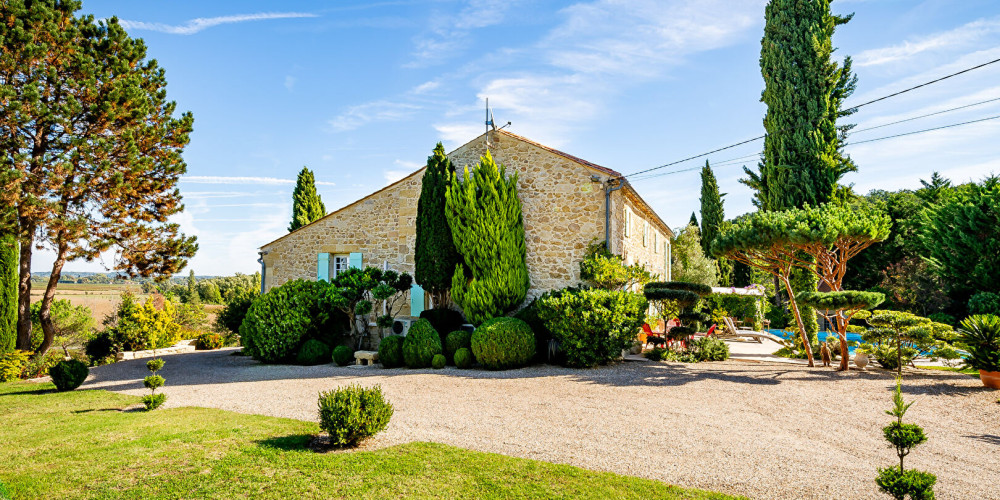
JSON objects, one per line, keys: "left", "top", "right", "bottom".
{"left": 261, "top": 130, "right": 672, "bottom": 302}
{"left": 615, "top": 190, "right": 671, "bottom": 283}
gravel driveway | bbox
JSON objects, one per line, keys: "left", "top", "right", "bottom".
{"left": 83, "top": 349, "right": 1000, "bottom": 500}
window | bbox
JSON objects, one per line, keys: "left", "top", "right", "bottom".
{"left": 624, "top": 209, "right": 631, "bottom": 237}
{"left": 643, "top": 222, "right": 648, "bottom": 247}
{"left": 654, "top": 231, "right": 658, "bottom": 252}
{"left": 331, "top": 254, "right": 350, "bottom": 279}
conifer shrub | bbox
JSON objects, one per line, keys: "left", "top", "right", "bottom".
{"left": 432, "top": 354, "right": 446, "bottom": 369}
{"left": 318, "top": 384, "right": 393, "bottom": 447}
{"left": 0, "top": 350, "right": 30, "bottom": 382}
{"left": 875, "top": 379, "right": 935, "bottom": 500}
{"left": 444, "top": 330, "right": 472, "bottom": 363}
{"left": 453, "top": 347, "right": 473, "bottom": 369}
{"left": 689, "top": 337, "right": 730, "bottom": 362}
{"left": 470, "top": 317, "right": 534, "bottom": 370}
{"left": 84, "top": 331, "right": 117, "bottom": 365}
{"left": 142, "top": 358, "right": 167, "bottom": 410}
{"left": 332, "top": 345, "right": 354, "bottom": 367}
{"left": 296, "top": 339, "right": 332, "bottom": 366}
{"left": 402, "top": 319, "right": 442, "bottom": 368}
{"left": 378, "top": 335, "right": 404, "bottom": 368}
{"left": 49, "top": 359, "right": 89, "bottom": 391}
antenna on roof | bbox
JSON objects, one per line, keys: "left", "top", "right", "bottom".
{"left": 485, "top": 97, "right": 492, "bottom": 152}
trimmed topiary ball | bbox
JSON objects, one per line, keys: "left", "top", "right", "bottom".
{"left": 444, "top": 330, "right": 472, "bottom": 363}
{"left": 318, "top": 384, "right": 393, "bottom": 447}
{"left": 378, "top": 335, "right": 404, "bottom": 368}
{"left": 296, "top": 339, "right": 332, "bottom": 365}
{"left": 431, "top": 354, "right": 446, "bottom": 369}
{"left": 402, "top": 319, "right": 442, "bottom": 368}
{"left": 239, "top": 279, "right": 348, "bottom": 363}
{"left": 49, "top": 359, "right": 89, "bottom": 391}
{"left": 471, "top": 317, "right": 535, "bottom": 370}
{"left": 454, "top": 347, "right": 473, "bottom": 369}
{"left": 332, "top": 345, "right": 354, "bottom": 367}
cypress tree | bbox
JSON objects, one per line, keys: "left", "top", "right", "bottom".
{"left": 0, "top": 234, "right": 16, "bottom": 353}
{"left": 688, "top": 212, "right": 698, "bottom": 228}
{"left": 699, "top": 161, "right": 732, "bottom": 285}
{"left": 414, "top": 143, "right": 461, "bottom": 307}
{"left": 288, "top": 167, "right": 327, "bottom": 231}
{"left": 445, "top": 151, "right": 529, "bottom": 324}
{"left": 741, "top": 0, "right": 857, "bottom": 341}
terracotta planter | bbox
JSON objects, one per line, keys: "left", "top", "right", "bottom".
{"left": 980, "top": 370, "right": 1000, "bottom": 389}
{"left": 854, "top": 352, "right": 869, "bottom": 371}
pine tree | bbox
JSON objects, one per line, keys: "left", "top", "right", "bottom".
{"left": 699, "top": 161, "right": 732, "bottom": 286}
{"left": 414, "top": 143, "right": 461, "bottom": 307}
{"left": 742, "top": 0, "right": 857, "bottom": 211}
{"left": 445, "top": 151, "right": 529, "bottom": 324}
{"left": 288, "top": 167, "right": 327, "bottom": 232}
{"left": 689, "top": 212, "right": 698, "bottom": 228}
{"left": 0, "top": 234, "right": 16, "bottom": 353}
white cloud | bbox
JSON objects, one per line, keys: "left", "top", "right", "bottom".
{"left": 412, "top": 80, "right": 441, "bottom": 94}
{"left": 394, "top": 159, "right": 423, "bottom": 169}
{"left": 856, "top": 17, "right": 1000, "bottom": 67}
{"left": 383, "top": 170, "right": 412, "bottom": 185}
{"left": 433, "top": 123, "right": 486, "bottom": 149}
{"left": 118, "top": 12, "right": 318, "bottom": 35}
{"left": 406, "top": 0, "right": 523, "bottom": 67}
{"left": 328, "top": 101, "right": 421, "bottom": 132}
{"left": 182, "top": 175, "right": 335, "bottom": 186}
{"left": 284, "top": 75, "right": 296, "bottom": 91}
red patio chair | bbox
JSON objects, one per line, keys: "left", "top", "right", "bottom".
{"left": 642, "top": 323, "right": 665, "bottom": 349}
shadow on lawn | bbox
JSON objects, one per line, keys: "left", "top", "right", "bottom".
{"left": 257, "top": 434, "right": 313, "bottom": 451}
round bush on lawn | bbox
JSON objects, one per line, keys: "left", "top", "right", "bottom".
{"left": 318, "top": 384, "right": 393, "bottom": 447}
{"left": 332, "top": 345, "right": 354, "bottom": 367}
{"left": 471, "top": 317, "right": 535, "bottom": 370}
{"left": 402, "top": 319, "right": 442, "bottom": 368}
{"left": 378, "top": 335, "right": 404, "bottom": 368}
{"left": 453, "top": 347, "right": 473, "bottom": 369}
{"left": 296, "top": 339, "right": 332, "bottom": 365}
{"left": 49, "top": 359, "right": 89, "bottom": 391}
{"left": 444, "top": 330, "right": 472, "bottom": 363}
{"left": 431, "top": 354, "right": 446, "bottom": 369}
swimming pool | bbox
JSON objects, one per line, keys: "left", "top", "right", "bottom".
{"left": 766, "top": 329, "right": 862, "bottom": 353}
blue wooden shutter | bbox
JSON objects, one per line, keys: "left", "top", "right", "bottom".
{"left": 349, "top": 252, "right": 363, "bottom": 269}
{"left": 317, "top": 253, "right": 330, "bottom": 282}
{"left": 409, "top": 284, "right": 424, "bottom": 317}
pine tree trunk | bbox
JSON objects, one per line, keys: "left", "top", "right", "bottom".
{"left": 780, "top": 275, "right": 814, "bottom": 366}
{"left": 15, "top": 232, "right": 33, "bottom": 351}
{"left": 836, "top": 313, "right": 849, "bottom": 371}
{"left": 36, "top": 250, "right": 68, "bottom": 357}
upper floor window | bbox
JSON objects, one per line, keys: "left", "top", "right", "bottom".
{"left": 332, "top": 254, "right": 350, "bottom": 279}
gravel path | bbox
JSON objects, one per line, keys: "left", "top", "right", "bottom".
{"left": 83, "top": 349, "right": 1000, "bottom": 500}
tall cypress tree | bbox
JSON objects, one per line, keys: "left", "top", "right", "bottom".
{"left": 0, "top": 234, "right": 16, "bottom": 353}
{"left": 414, "top": 143, "right": 461, "bottom": 307}
{"left": 700, "top": 161, "right": 731, "bottom": 286}
{"left": 288, "top": 167, "right": 326, "bottom": 231}
{"left": 742, "top": 0, "right": 857, "bottom": 211}
{"left": 688, "top": 212, "right": 699, "bottom": 229}
{"left": 741, "top": 0, "right": 857, "bottom": 342}
{"left": 445, "top": 151, "right": 529, "bottom": 324}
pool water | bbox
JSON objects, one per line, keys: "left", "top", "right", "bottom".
{"left": 766, "top": 329, "right": 862, "bottom": 353}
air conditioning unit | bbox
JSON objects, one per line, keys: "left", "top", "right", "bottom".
{"left": 392, "top": 318, "right": 416, "bottom": 336}
{"left": 459, "top": 323, "right": 476, "bottom": 334}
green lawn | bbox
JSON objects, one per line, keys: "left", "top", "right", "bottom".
{"left": 0, "top": 382, "right": 740, "bottom": 499}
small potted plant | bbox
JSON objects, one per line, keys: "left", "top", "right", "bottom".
{"left": 958, "top": 315, "right": 1000, "bottom": 389}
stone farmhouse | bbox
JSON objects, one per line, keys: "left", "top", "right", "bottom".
{"left": 258, "top": 130, "right": 673, "bottom": 317}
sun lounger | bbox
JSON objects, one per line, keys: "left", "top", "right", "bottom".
{"left": 721, "top": 317, "right": 785, "bottom": 344}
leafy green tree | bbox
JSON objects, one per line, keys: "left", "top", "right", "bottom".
{"left": 916, "top": 171, "right": 952, "bottom": 203}
{"left": 288, "top": 167, "right": 326, "bottom": 232}
{"left": 445, "top": 151, "right": 529, "bottom": 324}
{"left": 742, "top": 0, "right": 857, "bottom": 211}
{"left": 700, "top": 161, "right": 731, "bottom": 285}
{"left": 671, "top": 224, "right": 718, "bottom": 287}
{"left": 917, "top": 178, "right": 1000, "bottom": 306}
{"left": 0, "top": 234, "right": 15, "bottom": 353}
{"left": 1, "top": 2, "right": 197, "bottom": 355}
{"left": 414, "top": 143, "right": 461, "bottom": 307}
{"left": 853, "top": 310, "right": 957, "bottom": 376}
{"left": 579, "top": 241, "right": 653, "bottom": 290}
{"left": 875, "top": 379, "right": 936, "bottom": 500}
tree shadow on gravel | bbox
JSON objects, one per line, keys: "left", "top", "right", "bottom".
{"left": 964, "top": 434, "right": 1000, "bottom": 446}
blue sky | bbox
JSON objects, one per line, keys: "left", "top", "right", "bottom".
{"left": 48, "top": 0, "right": 1000, "bottom": 276}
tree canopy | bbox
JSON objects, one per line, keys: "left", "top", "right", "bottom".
{"left": 671, "top": 223, "right": 718, "bottom": 287}
{"left": 288, "top": 167, "right": 326, "bottom": 232}
{"left": 700, "top": 161, "right": 731, "bottom": 286}
{"left": 1, "top": 1, "right": 197, "bottom": 353}
{"left": 414, "top": 143, "right": 461, "bottom": 305}
{"left": 445, "top": 151, "right": 529, "bottom": 324}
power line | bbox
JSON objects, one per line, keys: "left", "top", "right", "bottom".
{"left": 620, "top": 57, "right": 1000, "bottom": 179}
{"left": 628, "top": 113, "right": 1000, "bottom": 181}
{"left": 852, "top": 96, "right": 1000, "bottom": 134}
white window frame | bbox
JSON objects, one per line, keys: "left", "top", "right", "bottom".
{"left": 653, "top": 231, "right": 658, "bottom": 252}
{"left": 331, "top": 254, "right": 350, "bottom": 279}
{"left": 624, "top": 209, "right": 631, "bottom": 237}
{"left": 643, "top": 222, "right": 648, "bottom": 247}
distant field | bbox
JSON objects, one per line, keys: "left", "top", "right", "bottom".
{"left": 28, "top": 283, "right": 222, "bottom": 329}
